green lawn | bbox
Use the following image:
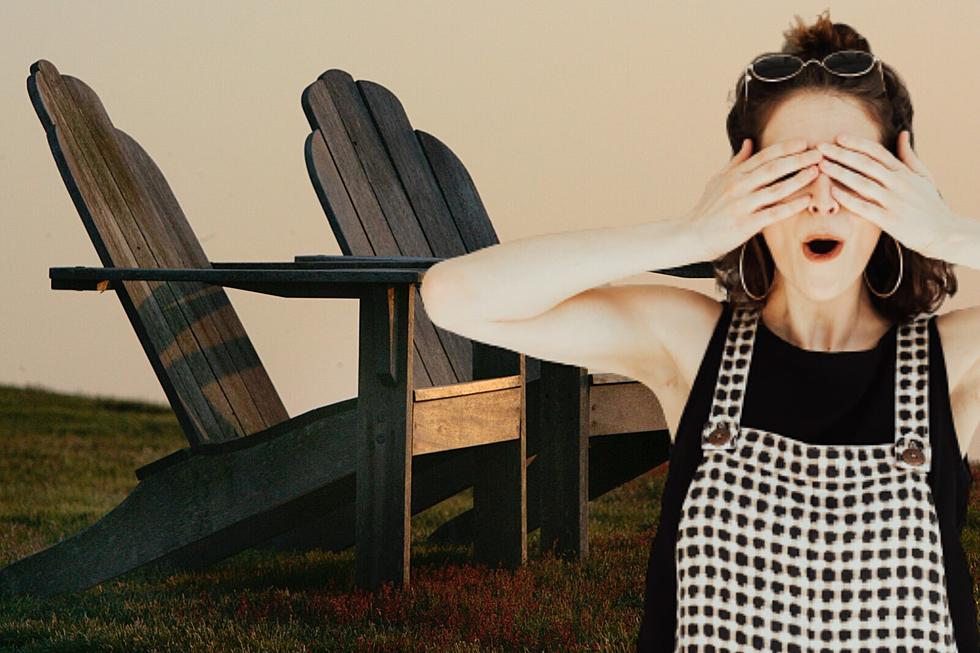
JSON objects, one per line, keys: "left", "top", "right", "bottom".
{"left": 0, "top": 383, "right": 977, "bottom": 652}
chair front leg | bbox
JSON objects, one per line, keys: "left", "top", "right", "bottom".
{"left": 537, "top": 361, "right": 590, "bottom": 560}
{"left": 472, "top": 342, "right": 527, "bottom": 569}
{"left": 355, "top": 283, "right": 415, "bottom": 590}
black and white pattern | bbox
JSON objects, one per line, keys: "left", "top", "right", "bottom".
{"left": 675, "top": 304, "right": 957, "bottom": 651}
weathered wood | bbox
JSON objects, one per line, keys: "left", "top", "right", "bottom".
{"left": 356, "top": 79, "right": 475, "bottom": 394}
{"left": 303, "top": 71, "right": 478, "bottom": 391}
{"left": 28, "top": 60, "right": 288, "bottom": 444}
{"left": 538, "top": 362, "right": 590, "bottom": 559}
{"left": 49, "top": 265, "right": 427, "bottom": 286}
{"left": 0, "top": 399, "right": 358, "bottom": 599}
{"left": 413, "top": 374, "right": 522, "bottom": 402}
{"left": 21, "top": 60, "right": 536, "bottom": 597}
{"left": 428, "top": 430, "right": 672, "bottom": 546}
{"left": 252, "top": 419, "right": 673, "bottom": 554}
{"left": 414, "top": 130, "right": 499, "bottom": 261}
{"left": 49, "top": 265, "right": 434, "bottom": 299}
{"left": 149, "top": 385, "right": 669, "bottom": 562}
{"left": 356, "top": 284, "right": 414, "bottom": 590}
{"left": 589, "top": 374, "right": 669, "bottom": 436}
{"left": 292, "top": 255, "right": 441, "bottom": 265}
{"left": 413, "top": 377, "right": 522, "bottom": 455}
{"left": 291, "top": 253, "right": 718, "bottom": 279}
{"left": 115, "top": 130, "right": 286, "bottom": 432}
{"left": 467, "top": 336, "right": 526, "bottom": 570}
{"left": 473, "top": 354, "right": 527, "bottom": 569}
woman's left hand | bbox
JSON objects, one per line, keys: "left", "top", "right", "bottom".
{"left": 815, "top": 130, "right": 957, "bottom": 259}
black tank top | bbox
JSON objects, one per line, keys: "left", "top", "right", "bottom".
{"left": 635, "top": 300, "right": 978, "bottom": 652}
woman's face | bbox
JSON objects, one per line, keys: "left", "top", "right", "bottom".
{"left": 758, "top": 92, "right": 884, "bottom": 301}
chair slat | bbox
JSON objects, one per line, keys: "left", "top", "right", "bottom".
{"left": 303, "top": 80, "right": 401, "bottom": 254}
{"left": 303, "top": 72, "right": 462, "bottom": 388}
{"left": 29, "top": 60, "right": 288, "bottom": 444}
{"left": 115, "top": 130, "right": 289, "bottom": 431}
{"left": 304, "top": 130, "right": 374, "bottom": 257}
{"left": 357, "top": 80, "right": 475, "bottom": 384}
{"left": 415, "top": 130, "right": 500, "bottom": 252}
{"left": 357, "top": 81, "right": 468, "bottom": 257}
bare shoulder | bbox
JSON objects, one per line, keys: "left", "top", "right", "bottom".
{"left": 622, "top": 285, "right": 724, "bottom": 388}
{"left": 933, "top": 306, "right": 980, "bottom": 457}
{"left": 934, "top": 306, "right": 980, "bottom": 393}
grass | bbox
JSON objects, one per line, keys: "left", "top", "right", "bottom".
{"left": 0, "top": 382, "right": 977, "bottom": 652}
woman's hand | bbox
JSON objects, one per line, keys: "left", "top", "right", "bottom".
{"left": 815, "top": 130, "right": 959, "bottom": 259}
{"left": 686, "top": 137, "right": 823, "bottom": 261}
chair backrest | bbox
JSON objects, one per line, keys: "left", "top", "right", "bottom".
{"left": 28, "top": 59, "right": 289, "bottom": 446}
{"left": 302, "top": 69, "right": 522, "bottom": 389}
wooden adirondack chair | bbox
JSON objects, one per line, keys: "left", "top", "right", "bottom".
{"left": 254, "top": 69, "right": 714, "bottom": 559}
{"left": 0, "top": 59, "right": 526, "bottom": 598}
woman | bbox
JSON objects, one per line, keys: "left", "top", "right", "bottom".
{"left": 420, "top": 11, "right": 980, "bottom": 651}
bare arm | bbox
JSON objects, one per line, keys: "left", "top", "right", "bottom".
{"left": 417, "top": 138, "right": 819, "bottom": 387}
{"left": 420, "top": 216, "right": 707, "bottom": 326}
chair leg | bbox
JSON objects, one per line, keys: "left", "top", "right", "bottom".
{"left": 0, "top": 404, "right": 358, "bottom": 599}
{"left": 473, "top": 355, "right": 527, "bottom": 570}
{"left": 255, "top": 446, "right": 475, "bottom": 553}
{"left": 355, "top": 284, "right": 414, "bottom": 591}
{"left": 537, "top": 362, "right": 590, "bottom": 559}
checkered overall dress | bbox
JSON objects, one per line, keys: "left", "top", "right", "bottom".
{"left": 673, "top": 304, "right": 959, "bottom": 651}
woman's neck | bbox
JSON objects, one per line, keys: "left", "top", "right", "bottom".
{"left": 759, "top": 287, "right": 892, "bottom": 353}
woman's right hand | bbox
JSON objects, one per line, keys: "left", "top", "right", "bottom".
{"left": 685, "top": 138, "right": 824, "bottom": 261}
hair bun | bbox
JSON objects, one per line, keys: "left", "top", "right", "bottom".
{"left": 782, "top": 9, "right": 872, "bottom": 55}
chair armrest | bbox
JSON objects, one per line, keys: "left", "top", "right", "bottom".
{"left": 292, "top": 254, "right": 443, "bottom": 267}
{"left": 48, "top": 264, "right": 424, "bottom": 298}
{"left": 291, "top": 254, "right": 716, "bottom": 279}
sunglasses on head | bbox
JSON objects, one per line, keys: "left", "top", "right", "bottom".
{"left": 742, "top": 49, "right": 885, "bottom": 108}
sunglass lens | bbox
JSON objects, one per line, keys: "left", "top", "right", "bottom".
{"left": 752, "top": 55, "right": 802, "bottom": 80}
{"left": 823, "top": 50, "right": 875, "bottom": 74}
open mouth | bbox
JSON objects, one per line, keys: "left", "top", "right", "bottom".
{"left": 802, "top": 237, "right": 844, "bottom": 262}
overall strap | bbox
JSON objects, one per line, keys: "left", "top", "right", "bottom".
{"left": 701, "top": 303, "right": 760, "bottom": 451}
{"left": 893, "top": 316, "right": 932, "bottom": 472}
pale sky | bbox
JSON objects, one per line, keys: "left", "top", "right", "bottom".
{"left": 3, "top": 1, "right": 980, "bottom": 455}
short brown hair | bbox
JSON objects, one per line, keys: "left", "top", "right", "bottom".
{"left": 713, "top": 9, "right": 957, "bottom": 323}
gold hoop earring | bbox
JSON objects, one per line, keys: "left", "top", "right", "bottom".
{"left": 863, "top": 235, "right": 903, "bottom": 299}
{"left": 739, "top": 237, "right": 772, "bottom": 301}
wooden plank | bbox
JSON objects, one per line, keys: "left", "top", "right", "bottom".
{"left": 414, "top": 129, "right": 540, "bottom": 384}
{"left": 257, "top": 444, "right": 479, "bottom": 555}
{"left": 358, "top": 80, "right": 476, "bottom": 388}
{"left": 473, "top": 354, "right": 527, "bottom": 569}
{"left": 29, "top": 60, "right": 288, "bottom": 442}
{"left": 357, "top": 82, "right": 467, "bottom": 264}
{"left": 291, "top": 255, "right": 441, "bottom": 266}
{"left": 538, "top": 362, "right": 589, "bottom": 558}
{"left": 428, "top": 431, "right": 671, "bottom": 547}
{"left": 31, "top": 63, "right": 233, "bottom": 444}
{"left": 416, "top": 130, "right": 499, "bottom": 253}
{"left": 57, "top": 73, "right": 254, "bottom": 435}
{"left": 355, "top": 284, "right": 414, "bottom": 590}
{"left": 468, "top": 336, "right": 526, "bottom": 570}
{"left": 60, "top": 74, "right": 275, "bottom": 435}
{"left": 116, "top": 129, "right": 288, "bottom": 430}
{"left": 302, "top": 79, "right": 401, "bottom": 256}
{"left": 0, "top": 396, "right": 360, "bottom": 598}
{"left": 304, "top": 130, "right": 375, "bottom": 258}
{"left": 413, "top": 374, "right": 522, "bottom": 402}
{"left": 589, "top": 378, "right": 668, "bottom": 435}
{"left": 412, "top": 383, "right": 522, "bottom": 455}
{"left": 302, "top": 72, "right": 458, "bottom": 389}
{"left": 48, "top": 265, "right": 426, "bottom": 285}
{"left": 253, "top": 384, "right": 670, "bottom": 555}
